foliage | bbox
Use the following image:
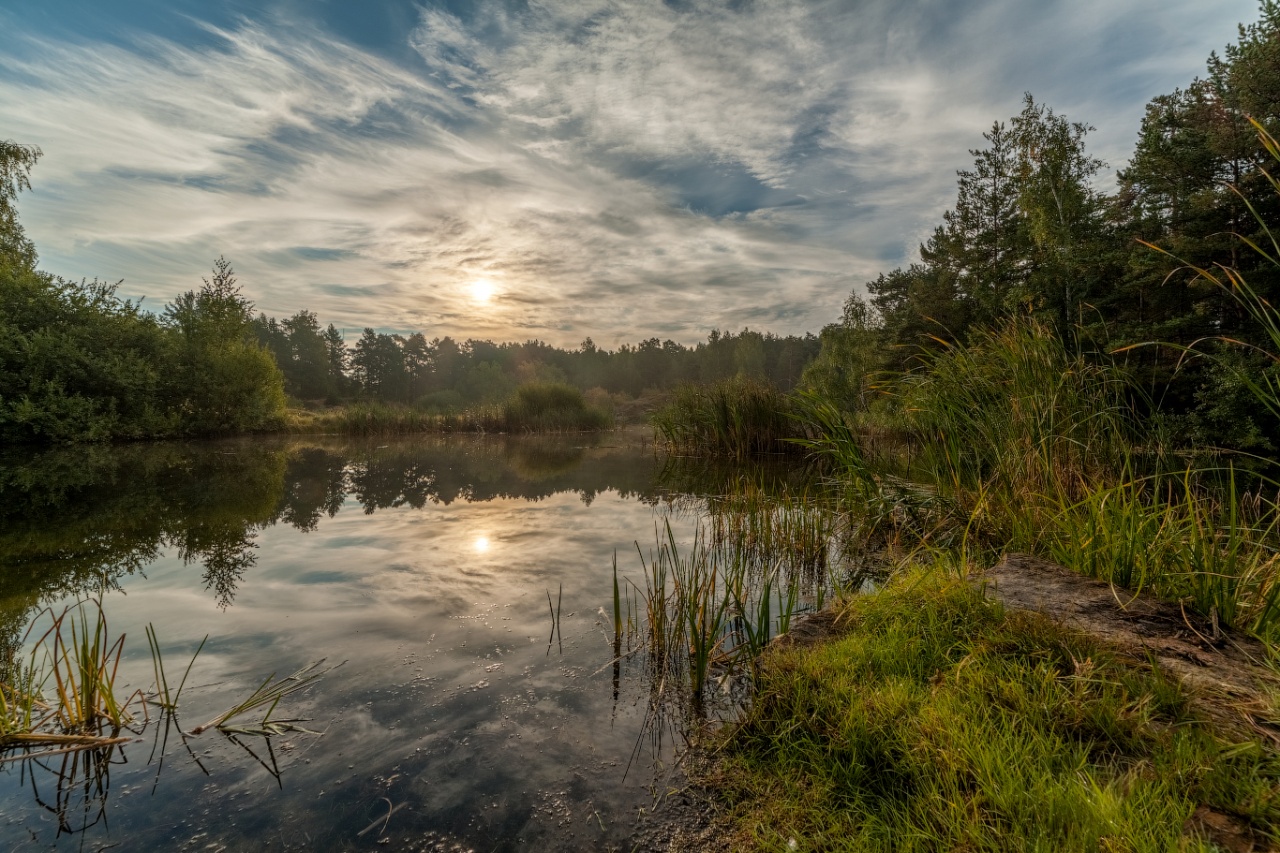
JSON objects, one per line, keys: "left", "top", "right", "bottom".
{"left": 500, "top": 382, "right": 613, "bottom": 432}
{"left": 899, "top": 317, "right": 1138, "bottom": 503}
{"left": 0, "top": 138, "right": 814, "bottom": 443}
{"left": 0, "top": 139, "right": 41, "bottom": 273}
{"left": 810, "top": 5, "right": 1280, "bottom": 448}
{"left": 163, "top": 257, "right": 285, "bottom": 433}
{"left": 652, "top": 377, "right": 804, "bottom": 460}
{"left": 798, "top": 293, "right": 886, "bottom": 413}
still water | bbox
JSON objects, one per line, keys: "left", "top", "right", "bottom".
{"left": 0, "top": 432, "right": 762, "bottom": 852}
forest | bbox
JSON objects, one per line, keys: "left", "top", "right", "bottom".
{"left": 804, "top": 7, "right": 1280, "bottom": 452}
{"left": 2, "top": 5, "right": 1280, "bottom": 448}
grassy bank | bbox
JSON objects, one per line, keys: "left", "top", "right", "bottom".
{"left": 283, "top": 382, "right": 614, "bottom": 436}
{"left": 708, "top": 569, "right": 1280, "bottom": 852}
{"left": 644, "top": 311, "right": 1280, "bottom": 849}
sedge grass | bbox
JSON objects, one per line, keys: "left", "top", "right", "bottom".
{"left": 652, "top": 378, "right": 805, "bottom": 460}
{"left": 145, "top": 624, "right": 207, "bottom": 711}
{"left": 0, "top": 599, "right": 143, "bottom": 761}
{"left": 1, "top": 599, "right": 335, "bottom": 766}
{"left": 631, "top": 517, "right": 822, "bottom": 710}
{"left": 190, "top": 659, "right": 335, "bottom": 736}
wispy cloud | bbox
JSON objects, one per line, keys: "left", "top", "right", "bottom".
{"left": 0, "top": 0, "right": 1258, "bottom": 345}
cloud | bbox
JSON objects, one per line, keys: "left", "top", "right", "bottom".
{"left": 0, "top": 0, "right": 1259, "bottom": 346}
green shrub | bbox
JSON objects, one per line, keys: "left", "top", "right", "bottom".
{"left": 652, "top": 377, "right": 803, "bottom": 460}
{"left": 501, "top": 382, "right": 613, "bottom": 432}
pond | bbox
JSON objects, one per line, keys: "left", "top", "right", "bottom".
{"left": 0, "top": 431, "right": 822, "bottom": 852}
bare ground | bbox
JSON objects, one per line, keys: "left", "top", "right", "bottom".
{"left": 980, "top": 553, "right": 1280, "bottom": 746}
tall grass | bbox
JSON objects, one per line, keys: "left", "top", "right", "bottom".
{"left": 0, "top": 599, "right": 140, "bottom": 760}
{"left": 900, "top": 318, "right": 1138, "bottom": 508}
{"left": 792, "top": 312, "right": 1280, "bottom": 640}
{"left": 652, "top": 378, "right": 804, "bottom": 460}
{"left": 629, "top": 497, "right": 848, "bottom": 712}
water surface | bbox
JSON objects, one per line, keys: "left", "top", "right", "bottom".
{"left": 0, "top": 432, "right": 734, "bottom": 851}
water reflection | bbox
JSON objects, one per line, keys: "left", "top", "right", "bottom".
{"left": 0, "top": 432, "right": 710, "bottom": 850}
{"left": 0, "top": 433, "right": 839, "bottom": 850}
{"left": 0, "top": 434, "right": 666, "bottom": 620}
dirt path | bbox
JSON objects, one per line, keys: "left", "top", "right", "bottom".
{"left": 981, "top": 554, "right": 1280, "bottom": 853}
{"left": 980, "top": 553, "right": 1280, "bottom": 742}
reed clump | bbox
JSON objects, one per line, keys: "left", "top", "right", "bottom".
{"left": 898, "top": 318, "right": 1138, "bottom": 510}
{"left": 1, "top": 602, "right": 333, "bottom": 765}
{"left": 500, "top": 382, "right": 614, "bottom": 432}
{"left": 630, "top": 507, "right": 843, "bottom": 711}
{"left": 0, "top": 600, "right": 141, "bottom": 761}
{"left": 652, "top": 378, "right": 805, "bottom": 460}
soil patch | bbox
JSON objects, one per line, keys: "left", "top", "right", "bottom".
{"left": 979, "top": 553, "right": 1280, "bottom": 740}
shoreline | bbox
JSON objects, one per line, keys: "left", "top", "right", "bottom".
{"left": 669, "top": 557, "right": 1280, "bottom": 852}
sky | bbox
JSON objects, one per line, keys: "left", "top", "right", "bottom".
{"left": 0, "top": 0, "right": 1261, "bottom": 348}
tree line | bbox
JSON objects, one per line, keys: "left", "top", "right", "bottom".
{"left": 250, "top": 311, "right": 818, "bottom": 409}
{"left": 0, "top": 138, "right": 818, "bottom": 443}
{"left": 804, "top": 2, "right": 1280, "bottom": 450}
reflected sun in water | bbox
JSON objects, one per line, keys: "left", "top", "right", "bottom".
{"left": 473, "top": 534, "right": 491, "bottom": 553}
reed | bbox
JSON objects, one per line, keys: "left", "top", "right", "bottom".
{"left": 501, "top": 382, "right": 613, "bottom": 432}
{"left": 652, "top": 378, "right": 805, "bottom": 460}
{"left": 32, "top": 600, "right": 139, "bottom": 733}
{"left": 899, "top": 318, "right": 1137, "bottom": 509}
{"left": 629, "top": 513, "right": 826, "bottom": 710}
{"left": 145, "top": 624, "right": 206, "bottom": 711}
{"left": 190, "top": 659, "right": 334, "bottom": 736}
{"left": 0, "top": 599, "right": 142, "bottom": 761}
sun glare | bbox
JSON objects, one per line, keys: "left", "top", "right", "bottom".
{"left": 473, "top": 535, "right": 491, "bottom": 553}
{"left": 469, "top": 279, "right": 496, "bottom": 303}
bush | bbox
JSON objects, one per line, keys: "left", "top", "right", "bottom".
{"left": 501, "top": 382, "right": 613, "bottom": 432}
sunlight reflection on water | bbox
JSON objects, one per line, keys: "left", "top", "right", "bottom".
{"left": 0, "top": 432, "right": 716, "bottom": 852}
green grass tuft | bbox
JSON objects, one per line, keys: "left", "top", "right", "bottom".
{"left": 712, "top": 569, "right": 1280, "bottom": 852}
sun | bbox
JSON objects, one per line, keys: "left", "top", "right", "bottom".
{"left": 469, "top": 278, "right": 496, "bottom": 303}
